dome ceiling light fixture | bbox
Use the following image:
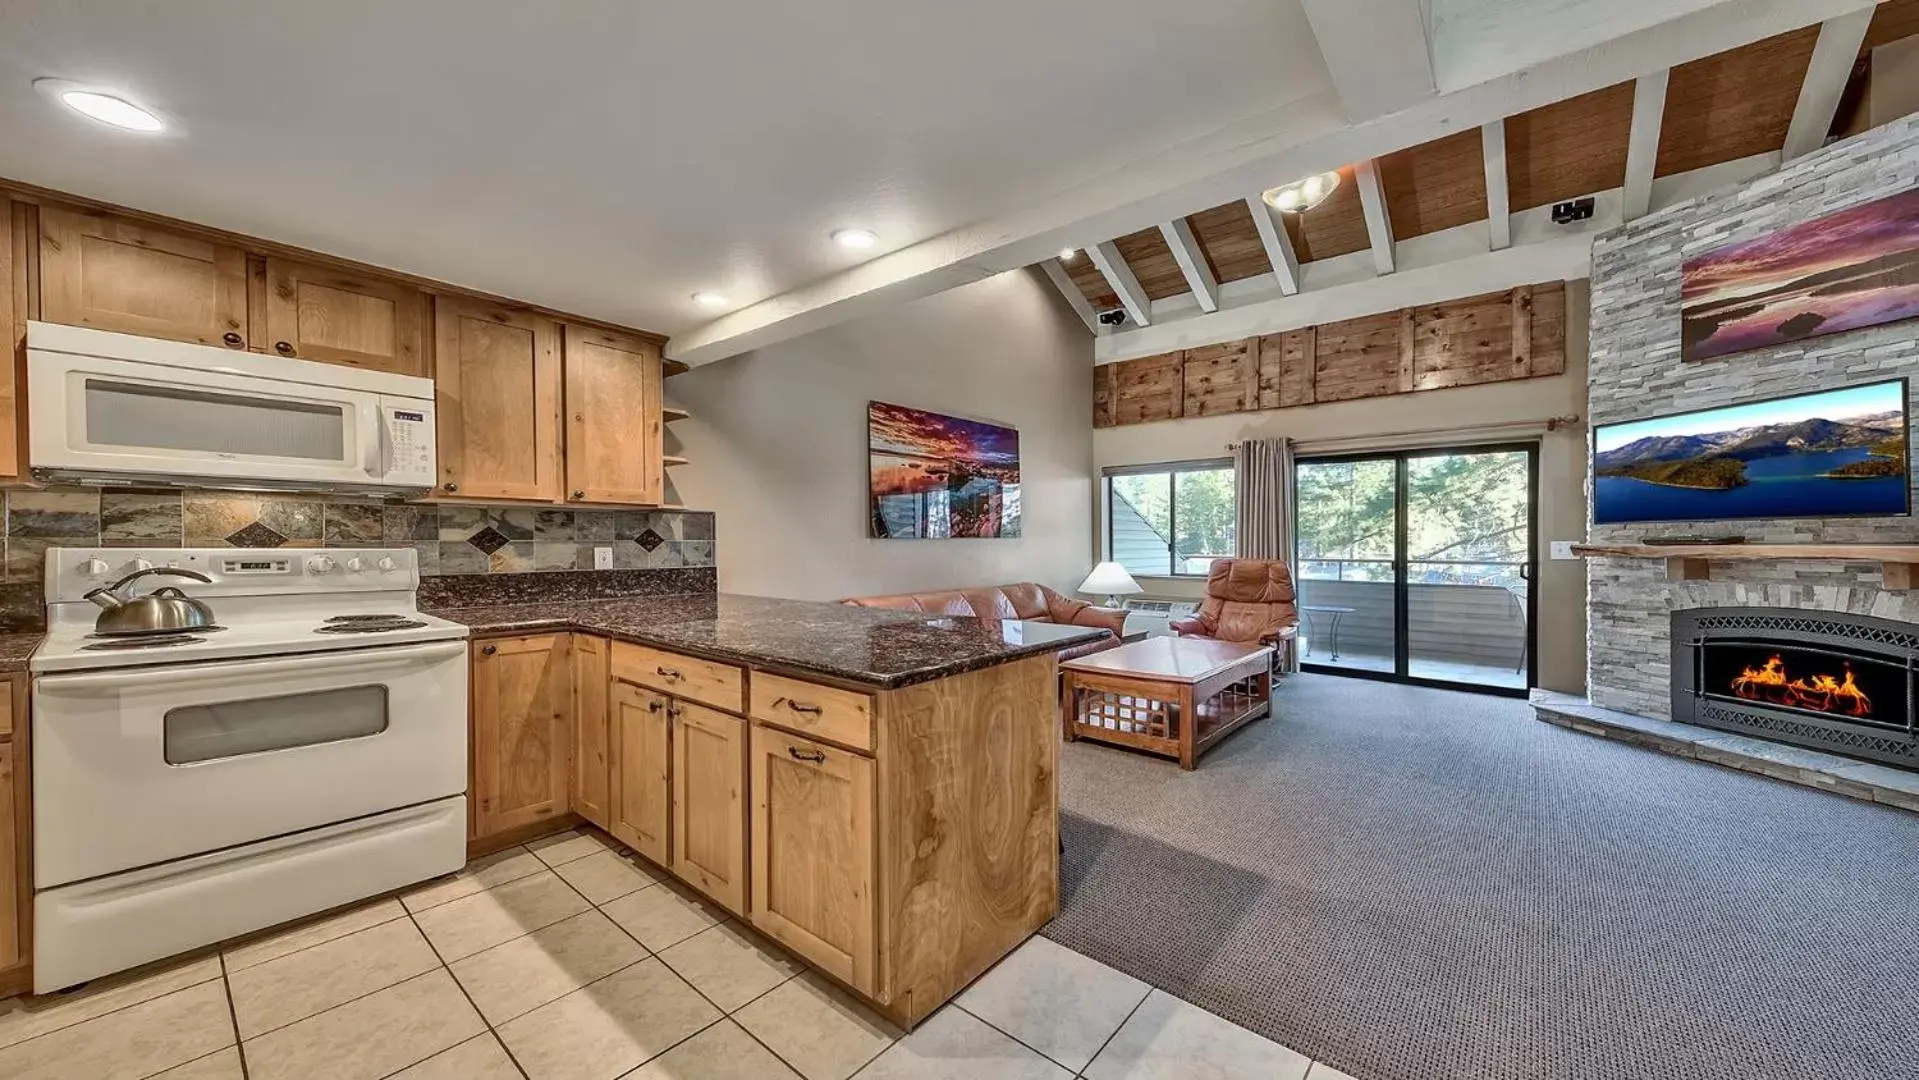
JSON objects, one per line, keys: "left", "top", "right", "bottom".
{"left": 1261, "top": 170, "right": 1342, "bottom": 214}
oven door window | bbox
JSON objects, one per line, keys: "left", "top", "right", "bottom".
{"left": 165, "top": 685, "right": 390, "bottom": 765}
{"left": 84, "top": 378, "right": 348, "bottom": 462}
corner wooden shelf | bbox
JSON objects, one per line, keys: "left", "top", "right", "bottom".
{"left": 1572, "top": 543, "right": 1919, "bottom": 589}
{"left": 662, "top": 455, "right": 689, "bottom": 467}
{"left": 661, "top": 406, "right": 690, "bottom": 422}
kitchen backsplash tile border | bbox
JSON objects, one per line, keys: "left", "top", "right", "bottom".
{"left": 2, "top": 488, "right": 717, "bottom": 583}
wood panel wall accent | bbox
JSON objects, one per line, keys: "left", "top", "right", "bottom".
{"left": 1092, "top": 282, "right": 1566, "bottom": 429}
{"left": 1504, "top": 83, "right": 1635, "bottom": 211}
{"left": 1656, "top": 26, "right": 1821, "bottom": 177}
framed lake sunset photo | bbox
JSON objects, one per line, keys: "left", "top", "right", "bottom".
{"left": 868, "top": 402, "right": 1021, "bottom": 539}
{"left": 1682, "top": 187, "right": 1919, "bottom": 361}
{"left": 1592, "top": 380, "right": 1910, "bottom": 526}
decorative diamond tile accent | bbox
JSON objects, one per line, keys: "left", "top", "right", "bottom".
{"left": 636, "top": 528, "right": 666, "bottom": 552}
{"left": 467, "top": 527, "right": 511, "bottom": 556}
{"left": 227, "top": 521, "right": 288, "bottom": 548}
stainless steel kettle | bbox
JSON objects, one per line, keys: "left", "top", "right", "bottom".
{"left": 83, "top": 567, "right": 219, "bottom": 636}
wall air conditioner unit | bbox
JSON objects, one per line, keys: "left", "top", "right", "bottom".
{"left": 1119, "top": 598, "right": 1197, "bottom": 637}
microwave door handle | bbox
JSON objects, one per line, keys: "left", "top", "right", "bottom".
{"left": 35, "top": 639, "right": 468, "bottom": 694}
{"left": 364, "top": 403, "right": 386, "bottom": 480}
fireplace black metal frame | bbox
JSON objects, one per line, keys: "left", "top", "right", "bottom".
{"left": 1671, "top": 607, "right": 1919, "bottom": 769}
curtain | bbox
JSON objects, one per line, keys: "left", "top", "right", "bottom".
{"left": 1235, "top": 437, "right": 1297, "bottom": 670}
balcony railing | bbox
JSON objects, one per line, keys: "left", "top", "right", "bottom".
{"left": 1293, "top": 558, "right": 1528, "bottom": 672}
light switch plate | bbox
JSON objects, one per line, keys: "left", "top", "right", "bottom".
{"left": 594, "top": 546, "right": 614, "bottom": 570}
{"left": 1549, "top": 540, "right": 1579, "bottom": 560}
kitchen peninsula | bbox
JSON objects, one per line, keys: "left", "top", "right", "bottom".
{"left": 434, "top": 591, "right": 1105, "bottom": 1030}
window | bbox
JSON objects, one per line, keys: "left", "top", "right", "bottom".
{"left": 1103, "top": 460, "right": 1236, "bottom": 577}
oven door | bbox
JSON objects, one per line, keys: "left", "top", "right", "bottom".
{"left": 33, "top": 640, "right": 468, "bottom": 888}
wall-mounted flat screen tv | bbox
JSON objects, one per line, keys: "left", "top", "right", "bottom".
{"left": 1592, "top": 379, "right": 1911, "bottom": 525}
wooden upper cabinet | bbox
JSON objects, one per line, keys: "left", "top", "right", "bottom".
{"left": 562, "top": 324, "right": 662, "bottom": 506}
{"left": 264, "top": 258, "right": 424, "bottom": 375}
{"left": 39, "top": 206, "right": 248, "bottom": 348}
{"left": 434, "top": 298, "right": 561, "bottom": 500}
{"left": 610, "top": 678, "right": 670, "bottom": 865}
{"left": 471, "top": 635, "right": 571, "bottom": 839}
{"left": 671, "top": 702, "right": 746, "bottom": 915}
{"left": 0, "top": 202, "right": 22, "bottom": 481}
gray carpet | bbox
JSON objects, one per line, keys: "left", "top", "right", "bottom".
{"left": 1044, "top": 674, "right": 1919, "bottom": 1080}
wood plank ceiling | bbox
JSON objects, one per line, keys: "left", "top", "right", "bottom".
{"left": 1058, "top": 18, "right": 1867, "bottom": 312}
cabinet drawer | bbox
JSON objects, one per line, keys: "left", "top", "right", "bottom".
{"left": 749, "top": 672, "right": 874, "bottom": 752}
{"left": 612, "top": 642, "right": 742, "bottom": 712}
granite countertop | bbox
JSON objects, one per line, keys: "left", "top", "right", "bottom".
{"left": 427, "top": 592, "right": 1108, "bottom": 689}
{"left": 0, "top": 632, "right": 42, "bottom": 674}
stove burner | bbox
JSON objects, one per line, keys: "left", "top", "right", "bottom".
{"left": 316, "top": 615, "right": 427, "bottom": 634}
{"left": 324, "top": 614, "right": 417, "bottom": 624}
{"left": 86, "top": 625, "right": 226, "bottom": 640}
{"left": 82, "top": 635, "right": 205, "bottom": 651}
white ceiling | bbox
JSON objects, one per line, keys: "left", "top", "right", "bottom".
{"left": 0, "top": 0, "right": 1330, "bottom": 335}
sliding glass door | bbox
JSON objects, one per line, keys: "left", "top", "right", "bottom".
{"left": 1294, "top": 444, "right": 1536, "bottom": 694}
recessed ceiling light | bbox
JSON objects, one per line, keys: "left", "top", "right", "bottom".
{"left": 691, "top": 291, "right": 729, "bottom": 308}
{"left": 34, "top": 79, "right": 164, "bottom": 133}
{"left": 1059, "top": 248, "right": 1077, "bottom": 261}
{"left": 1262, "top": 170, "right": 1342, "bottom": 214}
{"left": 832, "top": 228, "right": 878, "bottom": 250}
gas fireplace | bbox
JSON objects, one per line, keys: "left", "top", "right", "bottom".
{"left": 1672, "top": 608, "right": 1919, "bottom": 769}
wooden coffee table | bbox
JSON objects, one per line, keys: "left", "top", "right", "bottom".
{"left": 1060, "top": 637, "right": 1274, "bottom": 769}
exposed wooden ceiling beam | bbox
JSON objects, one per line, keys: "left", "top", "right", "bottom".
{"left": 1783, "top": 9, "right": 1876, "bottom": 160}
{"left": 1480, "top": 120, "right": 1510, "bottom": 249}
{"left": 1158, "top": 219, "right": 1220, "bottom": 313}
{"left": 1088, "top": 241, "right": 1152, "bottom": 327}
{"left": 1301, "top": 0, "right": 1437, "bottom": 121}
{"left": 1353, "top": 159, "right": 1396, "bottom": 274}
{"left": 1039, "top": 259, "right": 1099, "bottom": 333}
{"left": 1622, "top": 70, "right": 1670, "bottom": 221}
{"left": 1245, "top": 197, "right": 1301, "bottom": 296}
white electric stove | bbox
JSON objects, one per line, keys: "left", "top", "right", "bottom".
{"left": 30, "top": 547, "right": 471, "bottom": 992}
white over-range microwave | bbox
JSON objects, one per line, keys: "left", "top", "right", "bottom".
{"left": 27, "top": 321, "right": 436, "bottom": 496}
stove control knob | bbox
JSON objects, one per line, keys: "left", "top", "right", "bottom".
{"left": 306, "top": 555, "right": 337, "bottom": 574}
{"left": 127, "top": 558, "right": 155, "bottom": 573}
{"left": 376, "top": 556, "right": 398, "bottom": 573}
{"left": 79, "top": 558, "right": 110, "bottom": 578}
{"left": 345, "top": 557, "right": 366, "bottom": 573}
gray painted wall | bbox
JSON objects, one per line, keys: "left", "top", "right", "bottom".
{"left": 665, "top": 268, "right": 1096, "bottom": 601}
{"left": 1586, "top": 114, "right": 1919, "bottom": 720}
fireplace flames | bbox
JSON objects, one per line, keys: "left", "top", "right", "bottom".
{"left": 1729, "top": 654, "right": 1872, "bottom": 718}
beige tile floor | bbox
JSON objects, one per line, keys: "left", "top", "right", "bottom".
{"left": 0, "top": 827, "right": 1361, "bottom": 1080}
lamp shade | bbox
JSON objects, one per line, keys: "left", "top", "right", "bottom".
{"left": 1078, "top": 561, "right": 1142, "bottom": 598}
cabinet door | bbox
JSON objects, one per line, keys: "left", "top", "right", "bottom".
{"left": 264, "top": 258, "right": 424, "bottom": 375}
{"left": 609, "top": 679, "right": 670, "bottom": 865}
{"left": 0, "top": 739, "right": 16, "bottom": 972}
{"left": 471, "top": 635, "right": 571, "bottom": 839}
{"left": 749, "top": 724, "right": 876, "bottom": 994}
{"left": 0, "top": 202, "right": 21, "bottom": 480}
{"left": 562, "top": 324, "right": 662, "bottom": 506}
{"left": 434, "top": 298, "right": 561, "bottom": 501}
{"left": 39, "top": 205, "right": 248, "bottom": 348}
{"left": 671, "top": 701, "right": 745, "bottom": 914}
{"left": 571, "top": 634, "right": 611, "bottom": 830}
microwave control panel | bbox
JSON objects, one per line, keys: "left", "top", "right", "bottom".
{"left": 382, "top": 404, "right": 437, "bottom": 484}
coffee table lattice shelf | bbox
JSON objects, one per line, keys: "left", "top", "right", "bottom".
{"left": 1060, "top": 637, "right": 1274, "bottom": 769}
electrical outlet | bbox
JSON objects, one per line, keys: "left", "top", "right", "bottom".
{"left": 594, "top": 545, "right": 614, "bottom": 570}
{"left": 1549, "top": 540, "right": 1578, "bottom": 560}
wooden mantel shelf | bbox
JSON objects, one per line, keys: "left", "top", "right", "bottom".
{"left": 1572, "top": 543, "right": 1919, "bottom": 589}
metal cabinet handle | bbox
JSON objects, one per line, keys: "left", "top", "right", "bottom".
{"left": 444, "top": 482, "right": 459, "bottom": 493}
{"left": 571, "top": 490, "right": 585, "bottom": 500}
{"left": 275, "top": 340, "right": 295, "bottom": 355}
{"left": 648, "top": 700, "right": 663, "bottom": 713}
{"left": 667, "top": 704, "right": 682, "bottom": 719}
{"left": 656, "top": 666, "right": 682, "bottom": 680}
{"left": 481, "top": 644, "right": 497, "bottom": 656}
{"left": 775, "top": 696, "right": 823, "bottom": 716}
{"left": 787, "top": 746, "right": 826, "bottom": 763}
{"left": 221, "top": 331, "right": 243, "bottom": 347}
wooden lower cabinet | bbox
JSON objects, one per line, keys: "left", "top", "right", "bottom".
{"left": 470, "top": 635, "right": 572, "bottom": 842}
{"left": 608, "top": 678, "right": 669, "bottom": 865}
{"left": 0, "top": 673, "right": 29, "bottom": 989}
{"left": 748, "top": 724, "right": 875, "bottom": 994}
{"left": 670, "top": 702, "right": 746, "bottom": 914}
{"left": 571, "top": 635, "right": 612, "bottom": 831}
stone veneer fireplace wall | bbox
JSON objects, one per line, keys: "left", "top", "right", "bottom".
{"left": 1586, "top": 114, "right": 1919, "bottom": 723}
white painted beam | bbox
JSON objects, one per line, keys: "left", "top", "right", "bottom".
{"left": 1039, "top": 259, "right": 1099, "bottom": 333}
{"left": 1088, "top": 241, "right": 1152, "bottom": 327}
{"left": 666, "top": 0, "right": 1876, "bottom": 366}
{"left": 1245, "top": 197, "right": 1301, "bottom": 296}
{"left": 1480, "top": 120, "right": 1510, "bottom": 249}
{"left": 1301, "top": 0, "right": 1437, "bottom": 121}
{"left": 1158, "top": 219, "right": 1220, "bottom": 313}
{"left": 1353, "top": 159, "right": 1395, "bottom": 275}
{"left": 1622, "top": 70, "right": 1670, "bottom": 221}
{"left": 1783, "top": 9, "right": 1875, "bottom": 161}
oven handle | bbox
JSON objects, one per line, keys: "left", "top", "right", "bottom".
{"left": 35, "top": 639, "right": 468, "bottom": 694}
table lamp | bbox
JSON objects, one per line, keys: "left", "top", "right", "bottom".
{"left": 1078, "top": 562, "right": 1143, "bottom": 607}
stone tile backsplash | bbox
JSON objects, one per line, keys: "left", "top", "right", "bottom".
{"left": 1, "top": 488, "right": 716, "bottom": 583}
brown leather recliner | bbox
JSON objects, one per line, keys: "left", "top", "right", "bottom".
{"left": 842, "top": 582, "right": 1124, "bottom": 662}
{"left": 1169, "top": 559, "right": 1300, "bottom": 663}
